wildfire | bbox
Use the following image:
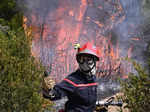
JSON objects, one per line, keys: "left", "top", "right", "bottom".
{"left": 69, "top": 10, "right": 74, "bottom": 16}
{"left": 93, "top": 20, "right": 104, "bottom": 28}
{"left": 23, "top": 16, "right": 32, "bottom": 37}
{"left": 127, "top": 46, "right": 133, "bottom": 58}
{"left": 77, "top": 0, "right": 87, "bottom": 21}
{"left": 23, "top": 0, "right": 132, "bottom": 82}
{"left": 131, "top": 37, "right": 140, "bottom": 41}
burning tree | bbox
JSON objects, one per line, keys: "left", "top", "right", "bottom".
{"left": 12, "top": 0, "right": 150, "bottom": 111}
{"left": 21, "top": 0, "right": 150, "bottom": 102}
{"left": 22, "top": 0, "right": 128, "bottom": 82}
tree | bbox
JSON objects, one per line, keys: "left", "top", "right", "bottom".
{"left": 120, "top": 60, "right": 150, "bottom": 112}
{"left": 0, "top": 26, "right": 54, "bottom": 112}
{"left": 0, "top": 0, "right": 23, "bottom": 30}
{"left": 142, "top": 0, "right": 150, "bottom": 73}
{"left": 0, "top": 0, "right": 54, "bottom": 111}
{"left": 120, "top": 2, "right": 150, "bottom": 111}
{"left": 0, "top": 0, "right": 20, "bottom": 20}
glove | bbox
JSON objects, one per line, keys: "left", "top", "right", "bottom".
{"left": 42, "top": 76, "right": 55, "bottom": 91}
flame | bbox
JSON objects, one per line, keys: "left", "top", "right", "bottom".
{"left": 128, "top": 46, "right": 133, "bottom": 58}
{"left": 98, "top": 5, "right": 103, "bottom": 10}
{"left": 93, "top": 20, "right": 104, "bottom": 28}
{"left": 69, "top": 10, "right": 74, "bottom": 16}
{"left": 77, "top": 0, "right": 87, "bottom": 21}
{"left": 23, "top": 0, "right": 134, "bottom": 82}
{"left": 131, "top": 37, "right": 140, "bottom": 41}
{"left": 23, "top": 16, "right": 32, "bottom": 37}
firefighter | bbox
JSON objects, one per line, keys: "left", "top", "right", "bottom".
{"left": 42, "top": 42, "right": 100, "bottom": 112}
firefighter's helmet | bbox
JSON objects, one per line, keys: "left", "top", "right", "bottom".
{"left": 75, "top": 42, "right": 100, "bottom": 62}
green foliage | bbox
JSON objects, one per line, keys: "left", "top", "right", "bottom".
{"left": 0, "top": 0, "right": 23, "bottom": 30}
{"left": 0, "top": 0, "right": 17, "bottom": 20}
{"left": 0, "top": 27, "right": 54, "bottom": 112}
{"left": 120, "top": 60, "right": 150, "bottom": 112}
{"left": 143, "top": 0, "right": 150, "bottom": 10}
{"left": 0, "top": 11, "right": 23, "bottom": 31}
{"left": 0, "top": 0, "right": 54, "bottom": 111}
{"left": 121, "top": 2, "right": 150, "bottom": 111}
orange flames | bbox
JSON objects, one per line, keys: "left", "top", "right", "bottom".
{"left": 23, "top": 0, "right": 133, "bottom": 82}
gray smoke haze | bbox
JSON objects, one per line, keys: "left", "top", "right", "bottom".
{"left": 17, "top": 0, "right": 149, "bottom": 65}
{"left": 17, "top": 0, "right": 150, "bottom": 102}
{"left": 116, "top": 0, "right": 144, "bottom": 60}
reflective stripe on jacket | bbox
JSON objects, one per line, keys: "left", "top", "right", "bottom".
{"left": 44, "top": 69, "right": 98, "bottom": 112}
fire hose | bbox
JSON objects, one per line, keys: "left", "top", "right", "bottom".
{"left": 42, "top": 71, "right": 123, "bottom": 112}
{"left": 57, "top": 97, "right": 123, "bottom": 112}
{"left": 95, "top": 96, "right": 123, "bottom": 112}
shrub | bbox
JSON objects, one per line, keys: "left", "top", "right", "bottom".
{"left": 120, "top": 60, "right": 150, "bottom": 112}
{"left": 0, "top": 27, "right": 53, "bottom": 112}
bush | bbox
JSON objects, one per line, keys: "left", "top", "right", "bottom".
{"left": 120, "top": 60, "right": 150, "bottom": 112}
{"left": 0, "top": 27, "right": 53, "bottom": 112}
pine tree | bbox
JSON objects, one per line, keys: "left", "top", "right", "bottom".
{"left": 120, "top": 60, "right": 150, "bottom": 112}
{"left": 120, "top": 2, "right": 150, "bottom": 111}
{"left": 0, "top": 0, "right": 54, "bottom": 111}
{"left": 0, "top": 25, "right": 54, "bottom": 112}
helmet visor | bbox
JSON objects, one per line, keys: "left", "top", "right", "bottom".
{"left": 77, "top": 55, "right": 95, "bottom": 64}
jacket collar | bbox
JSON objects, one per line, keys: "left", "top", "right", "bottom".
{"left": 77, "top": 69, "right": 96, "bottom": 82}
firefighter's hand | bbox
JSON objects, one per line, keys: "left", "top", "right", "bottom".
{"left": 42, "top": 76, "right": 55, "bottom": 91}
{"left": 95, "top": 106, "right": 107, "bottom": 112}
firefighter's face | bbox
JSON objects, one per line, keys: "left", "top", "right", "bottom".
{"left": 78, "top": 55, "right": 94, "bottom": 65}
{"left": 78, "top": 55, "right": 97, "bottom": 75}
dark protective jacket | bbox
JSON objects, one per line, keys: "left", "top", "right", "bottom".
{"left": 43, "top": 69, "right": 98, "bottom": 112}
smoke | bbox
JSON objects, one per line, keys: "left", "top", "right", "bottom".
{"left": 17, "top": 0, "right": 149, "bottom": 101}
{"left": 18, "top": 0, "right": 59, "bottom": 19}
{"left": 81, "top": 0, "right": 146, "bottom": 62}
{"left": 115, "top": 0, "right": 143, "bottom": 59}
{"left": 18, "top": 0, "right": 148, "bottom": 58}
